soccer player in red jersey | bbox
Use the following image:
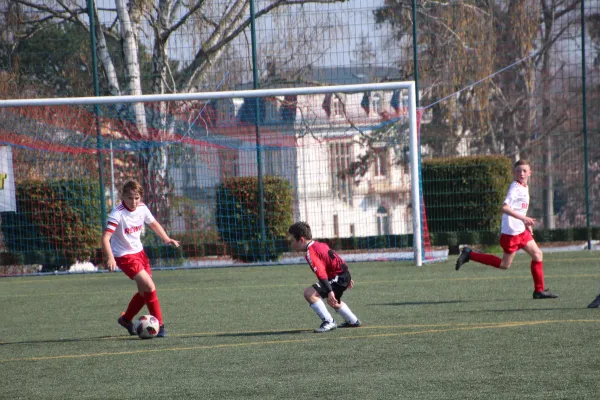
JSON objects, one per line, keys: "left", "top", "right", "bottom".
{"left": 455, "top": 160, "right": 558, "bottom": 299}
{"left": 288, "top": 222, "right": 361, "bottom": 332}
{"left": 101, "top": 180, "right": 180, "bottom": 337}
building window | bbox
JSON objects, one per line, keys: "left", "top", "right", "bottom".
{"left": 332, "top": 96, "right": 344, "bottom": 117}
{"left": 330, "top": 142, "right": 353, "bottom": 204}
{"left": 372, "top": 93, "right": 382, "bottom": 115}
{"left": 220, "top": 150, "right": 239, "bottom": 178}
{"left": 377, "top": 206, "right": 390, "bottom": 235}
{"left": 333, "top": 214, "right": 339, "bottom": 237}
{"left": 264, "top": 148, "right": 282, "bottom": 176}
{"left": 265, "top": 100, "right": 278, "bottom": 122}
{"left": 350, "top": 224, "right": 355, "bottom": 237}
{"left": 373, "top": 148, "right": 388, "bottom": 177}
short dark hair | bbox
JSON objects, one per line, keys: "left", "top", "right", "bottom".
{"left": 514, "top": 159, "right": 530, "bottom": 168}
{"left": 288, "top": 222, "right": 312, "bottom": 241}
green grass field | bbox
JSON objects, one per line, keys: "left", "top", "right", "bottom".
{"left": 1, "top": 251, "right": 600, "bottom": 399}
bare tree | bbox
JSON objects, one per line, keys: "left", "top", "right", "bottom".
{"left": 372, "top": 0, "right": 582, "bottom": 228}
{"left": 9, "top": 0, "right": 346, "bottom": 223}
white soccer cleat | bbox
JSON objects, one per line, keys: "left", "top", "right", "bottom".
{"left": 314, "top": 320, "right": 337, "bottom": 333}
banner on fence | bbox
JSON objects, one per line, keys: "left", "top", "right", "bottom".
{"left": 0, "top": 146, "right": 16, "bottom": 212}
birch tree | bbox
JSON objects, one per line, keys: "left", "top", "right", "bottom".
{"left": 8, "top": 0, "right": 346, "bottom": 223}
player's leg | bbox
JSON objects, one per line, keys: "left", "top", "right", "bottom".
{"left": 115, "top": 256, "right": 146, "bottom": 335}
{"left": 334, "top": 298, "right": 361, "bottom": 328}
{"left": 456, "top": 247, "right": 503, "bottom": 270}
{"left": 134, "top": 255, "right": 167, "bottom": 336}
{"left": 331, "top": 278, "right": 361, "bottom": 328}
{"left": 498, "top": 251, "right": 516, "bottom": 269}
{"left": 522, "top": 240, "right": 558, "bottom": 299}
{"left": 305, "top": 285, "right": 336, "bottom": 332}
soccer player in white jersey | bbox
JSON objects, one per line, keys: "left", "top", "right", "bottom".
{"left": 455, "top": 160, "right": 558, "bottom": 299}
{"left": 101, "top": 180, "right": 180, "bottom": 337}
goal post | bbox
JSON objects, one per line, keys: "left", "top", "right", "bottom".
{"left": 0, "top": 81, "right": 437, "bottom": 273}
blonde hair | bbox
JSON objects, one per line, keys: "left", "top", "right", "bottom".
{"left": 121, "top": 180, "right": 144, "bottom": 198}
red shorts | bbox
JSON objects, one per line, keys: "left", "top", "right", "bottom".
{"left": 499, "top": 230, "right": 534, "bottom": 254}
{"left": 115, "top": 250, "right": 151, "bottom": 280}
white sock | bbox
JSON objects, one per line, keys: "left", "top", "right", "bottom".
{"left": 310, "top": 300, "right": 334, "bottom": 322}
{"left": 336, "top": 302, "right": 358, "bottom": 323}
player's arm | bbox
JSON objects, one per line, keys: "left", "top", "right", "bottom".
{"left": 311, "top": 258, "right": 339, "bottom": 307}
{"left": 101, "top": 230, "right": 117, "bottom": 271}
{"left": 148, "top": 220, "right": 180, "bottom": 247}
{"left": 500, "top": 204, "right": 535, "bottom": 227}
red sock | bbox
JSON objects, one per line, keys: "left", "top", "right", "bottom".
{"left": 123, "top": 292, "right": 145, "bottom": 321}
{"left": 470, "top": 251, "right": 502, "bottom": 268}
{"left": 530, "top": 261, "right": 544, "bottom": 292}
{"left": 144, "top": 290, "right": 164, "bottom": 325}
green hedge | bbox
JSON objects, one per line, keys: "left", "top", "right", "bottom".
{"left": 1, "top": 179, "right": 102, "bottom": 268}
{"left": 216, "top": 176, "right": 293, "bottom": 262}
{"left": 422, "top": 155, "right": 512, "bottom": 233}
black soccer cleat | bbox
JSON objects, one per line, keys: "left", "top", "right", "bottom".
{"left": 533, "top": 289, "right": 559, "bottom": 299}
{"left": 117, "top": 314, "right": 137, "bottom": 335}
{"left": 587, "top": 295, "right": 600, "bottom": 308}
{"left": 339, "top": 319, "right": 362, "bottom": 328}
{"left": 455, "top": 247, "right": 472, "bottom": 271}
{"left": 157, "top": 325, "right": 167, "bottom": 338}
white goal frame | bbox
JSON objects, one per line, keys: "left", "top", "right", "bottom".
{"left": 0, "top": 81, "right": 423, "bottom": 266}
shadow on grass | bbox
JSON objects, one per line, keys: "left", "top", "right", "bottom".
{"left": 213, "top": 329, "right": 313, "bottom": 338}
{"left": 0, "top": 335, "right": 135, "bottom": 346}
{"left": 370, "top": 300, "right": 473, "bottom": 306}
{"left": 450, "top": 307, "right": 586, "bottom": 313}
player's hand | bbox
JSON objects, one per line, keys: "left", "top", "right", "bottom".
{"left": 106, "top": 258, "right": 117, "bottom": 272}
{"left": 165, "top": 238, "right": 180, "bottom": 247}
{"left": 348, "top": 279, "right": 354, "bottom": 290}
{"left": 327, "top": 292, "right": 339, "bottom": 307}
{"left": 523, "top": 216, "right": 536, "bottom": 227}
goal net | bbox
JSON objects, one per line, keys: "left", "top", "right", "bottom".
{"left": 0, "top": 82, "right": 441, "bottom": 275}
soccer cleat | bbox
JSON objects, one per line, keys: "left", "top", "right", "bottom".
{"left": 117, "top": 314, "right": 137, "bottom": 336}
{"left": 339, "top": 319, "right": 362, "bottom": 328}
{"left": 587, "top": 295, "right": 600, "bottom": 308}
{"left": 532, "top": 289, "right": 559, "bottom": 299}
{"left": 314, "top": 320, "right": 337, "bottom": 333}
{"left": 455, "top": 247, "right": 472, "bottom": 270}
{"left": 156, "top": 325, "right": 167, "bottom": 338}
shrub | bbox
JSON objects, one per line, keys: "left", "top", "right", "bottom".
{"left": 422, "top": 155, "right": 512, "bottom": 233}
{"left": 1, "top": 179, "right": 102, "bottom": 267}
{"left": 216, "top": 176, "right": 293, "bottom": 262}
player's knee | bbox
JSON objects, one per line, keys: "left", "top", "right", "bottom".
{"left": 498, "top": 262, "right": 511, "bottom": 270}
{"left": 303, "top": 287, "right": 316, "bottom": 301}
{"left": 532, "top": 252, "right": 543, "bottom": 261}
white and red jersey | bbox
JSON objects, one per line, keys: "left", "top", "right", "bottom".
{"left": 105, "top": 202, "right": 156, "bottom": 257}
{"left": 501, "top": 181, "right": 529, "bottom": 236}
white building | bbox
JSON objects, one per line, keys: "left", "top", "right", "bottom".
{"left": 170, "top": 86, "right": 416, "bottom": 240}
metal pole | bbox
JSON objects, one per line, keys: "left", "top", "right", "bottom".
{"left": 86, "top": 0, "right": 107, "bottom": 229}
{"left": 408, "top": 83, "right": 422, "bottom": 267}
{"left": 411, "top": 0, "right": 420, "bottom": 107}
{"left": 581, "top": 0, "right": 591, "bottom": 250}
{"left": 411, "top": 0, "right": 425, "bottom": 263}
{"left": 249, "top": 0, "right": 267, "bottom": 261}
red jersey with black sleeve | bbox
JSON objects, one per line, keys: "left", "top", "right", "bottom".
{"left": 305, "top": 240, "right": 347, "bottom": 280}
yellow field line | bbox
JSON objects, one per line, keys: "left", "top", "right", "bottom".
{"left": 1, "top": 319, "right": 598, "bottom": 363}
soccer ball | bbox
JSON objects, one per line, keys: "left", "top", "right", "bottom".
{"left": 135, "top": 315, "right": 160, "bottom": 339}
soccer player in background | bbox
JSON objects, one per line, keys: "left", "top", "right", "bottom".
{"left": 455, "top": 160, "right": 559, "bottom": 299}
{"left": 101, "top": 180, "right": 180, "bottom": 337}
{"left": 288, "top": 221, "right": 361, "bottom": 332}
